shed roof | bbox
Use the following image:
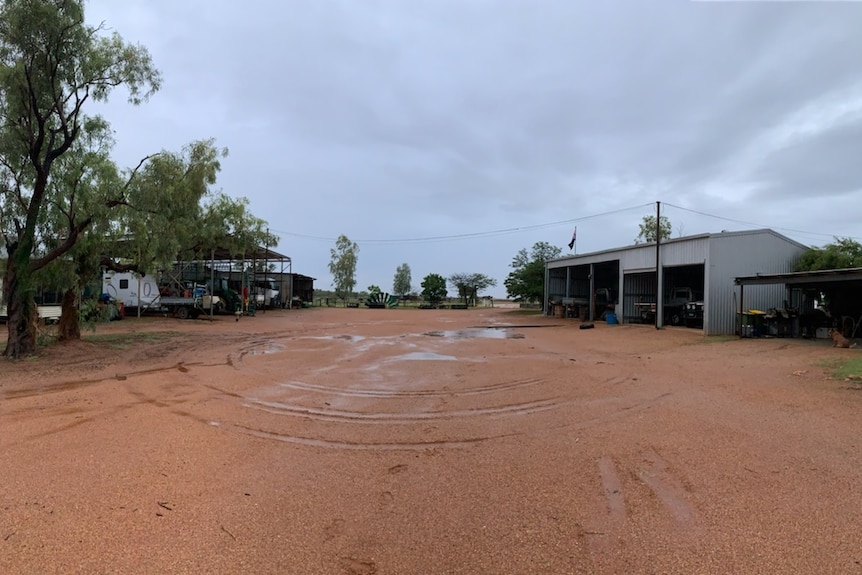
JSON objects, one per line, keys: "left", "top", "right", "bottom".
{"left": 202, "top": 244, "right": 290, "bottom": 262}
{"left": 548, "top": 228, "right": 807, "bottom": 265}
{"left": 735, "top": 267, "right": 862, "bottom": 287}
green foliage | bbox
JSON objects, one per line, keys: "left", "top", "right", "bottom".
{"left": 793, "top": 237, "right": 862, "bottom": 272}
{"left": 367, "top": 284, "right": 381, "bottom": 294}
{"left": 448, "top": 272, "right": 497, "bottom": 305}
{"left": 504, "top": 242, "right": 561, "bottom": 303}
{"left": 0, "top": 0, "right": 160, "bottom": 357}
{"left": 328, "top": 234, "right": 359, "bottom": 300}
{"left": 100, "top": 140, "right": 228, "bottom": 275}
{"left": 196, "top": 187, "right": 277, "bottom": 260}
{"left": 636, "top": 215, "right": 672, "bottom": 244}
{"left": 392, "top": 263, "right": 412, "bottom": 297}
{"left": 420, "top": 273, "right": 447, "bottom": 304}
{"left": 504, "top": 259, "right": 545, "bottom": 303}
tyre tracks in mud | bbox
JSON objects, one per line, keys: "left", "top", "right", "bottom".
{"left": 581, "top": 450, "right": 702, "bottom": 572}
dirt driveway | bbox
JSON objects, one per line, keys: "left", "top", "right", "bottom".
{"left": 1, "top": 307, "right": 861, "bottom": 574}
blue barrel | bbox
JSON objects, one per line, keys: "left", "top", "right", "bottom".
{"left": 606, "top": 313, "right": 618, "bottom": 325}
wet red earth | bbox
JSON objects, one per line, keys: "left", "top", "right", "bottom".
{"left": 1, "top": 307, "right": 862, "bottom": 574}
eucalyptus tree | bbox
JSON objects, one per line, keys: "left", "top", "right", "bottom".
{"left": 328, "top": 234, "right": 359, "bottom": 301}
{"left": 635, "top": 215, "right": 672, "bottom": 244}
{"left": 504, "top": 241, "right": 562, "bottom": 303}
{"left": 108, "top": 140, "right": 226, "bottom": 272}
{"left": 794, "top": 238, "right": 862, "bottom": 271}
{"left": 448, "top": 272, "right": 497, "bottom": 306}
{"left": 0, "top": 0, "right": 160, "bottom": 357}
{"left": 420, "top": 273, "right": 447, "bottom": 305}
{"left": 196, "top": 192, "right": 277, "bottom": 262}
{"left": 392, "top": 263, "right": 412, "bottom": 298}
{"left": 33, "top": 116, "right": 124, "bottom": 341}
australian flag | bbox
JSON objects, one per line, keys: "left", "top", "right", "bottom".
{"left": 567, "top": 227, "right": 577, "bottom": 250}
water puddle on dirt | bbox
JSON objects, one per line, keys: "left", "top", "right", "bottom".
{"left": 423, "top": 328, "right": 523, "bottom": 340}
{"left": 389, "top": 352, "right": 456, "bottom": 361}
{"left": 329, "top": 335, "right": 366, "bottom": 342}
{"left": 244, "top": 342, "right": 286, "bottom": 356}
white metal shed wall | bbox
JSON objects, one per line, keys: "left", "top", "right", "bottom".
{"left": 546, "top": 229, "right": 806, "bottom": 334}
{"left": 706, "top": 230, "right": 806, "bottom": 335}
{"left": 619, "top": 244, "right": 659, "bottom": 271}
{"left": 656, "top": 237, "right": 710, "bottom": 268}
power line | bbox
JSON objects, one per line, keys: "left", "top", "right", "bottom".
{"left": 271, "top": 203, "right": 654, "bottom": 245}
{"left": 663, "top": 202, "right": 862, "bottom": 242}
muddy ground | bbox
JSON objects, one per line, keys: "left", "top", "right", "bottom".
{"left": 1, "top": 307, "right": 861, "bottom": 574}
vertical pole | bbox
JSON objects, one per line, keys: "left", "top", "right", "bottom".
{"left": 655, "top": 201, "right": 663, "bottom": 329}
{"left": 264, "top": 230, "right": 269, "bottom": 314}
{"left": 210, "top": 247, "right": 215, "bottom": 322}
{"left": 137, "top": 247, "right": 142, "bottom": 319}
{"left": 589, "top": 263, "right": 595, "bottom": 321}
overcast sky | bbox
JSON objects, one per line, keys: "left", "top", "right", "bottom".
{"left": 85, "top": 0, "right": 862, "bottom": 298}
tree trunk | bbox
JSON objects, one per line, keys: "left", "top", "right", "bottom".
{"left": 3, "top": 259, "right": 38, "bottom": 359}
{"left": 58, "top": 288, "right": 81, "bottom": 341}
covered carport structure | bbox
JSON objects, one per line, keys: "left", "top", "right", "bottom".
{"left": 169, "top": 244, "right": 292, "bottom": 312}
{"left": 735, "top": 267, "right": 862, "bottom": 339}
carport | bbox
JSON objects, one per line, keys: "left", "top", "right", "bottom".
{"left": 735, "top": 267, "right": 862, "bottom": 338}
{"left": 546, "top": 259, "right": 620, "bottom": 321}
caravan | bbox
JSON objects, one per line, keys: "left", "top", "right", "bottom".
{"left": 102, "top": 271, "right": 160, "bottom": 309}
{"left": 102, "top": 271, "right": 221, "bottom": 319}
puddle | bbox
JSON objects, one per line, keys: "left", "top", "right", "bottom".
{"left": 244, "top": 342, "right": 286, "bottom": 356}
{"left": 423, "top": 329, "right": 523, "bottom": 340}
{"left": 330, "top": 335, "right": 366, "bottom": 342}
{"left": 390, "top": 352, "right": 456, "bottom": 361}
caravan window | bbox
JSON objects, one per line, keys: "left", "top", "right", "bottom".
{"left": 120, "top": 279, "right": 129, "bottom": 289}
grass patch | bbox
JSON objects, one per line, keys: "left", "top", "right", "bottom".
{"left": 83, "top": 331, "right": 179, "bottom": 350}
{"left": 504, "top": 309, "right": 547, "bottom": 316}
{"left": 818, "top": 355, "right": 862, "bottom": 380}
{"left": 680, "top": 334, "right": 738, "bottom": 346}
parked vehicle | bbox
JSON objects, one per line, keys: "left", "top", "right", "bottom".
{"left": 102, "top": 271, "right": 221, "bottom": 320}
{"left": 635, "top": 287, "right": 701, "bottom": 326}
{"left": 0, "top": 280, "right": 63, "bottom": 324}
{"left": 683, "top": 300, "right": 705, "bottom": 328}
{"left": 252, "top": 278, "right": 281, "bottom": 309}
{"left": 560, "top": 287, "right": 617, "bottom": 320}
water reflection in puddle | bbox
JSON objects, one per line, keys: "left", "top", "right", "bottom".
{"left": 424, "top": 329, "right": 523, "bottom": 340}
{"left": 390, "top": 352, "right": 456, "bottom": 361}
{"left": 331, "top": 335, "right": 366, "bottom": 342}
{"left": 245, "top": 343, "right": 286, "bottom": 355}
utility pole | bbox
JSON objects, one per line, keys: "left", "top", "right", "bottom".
{"left": 655, "top": 201, "right": 663, "bottom": 329}
{"left": 263, "top": 228, "right": 269, "bottom": 314}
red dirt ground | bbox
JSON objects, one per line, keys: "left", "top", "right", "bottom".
{"left": 1, "top": 307, "right": 861, "bottom": 574}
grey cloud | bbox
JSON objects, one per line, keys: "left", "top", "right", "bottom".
{"left": 756, "top": 119, "right": 862, "bottom": 199}
{"left": 82, "top": 0, "right": 862, "bottom": 296}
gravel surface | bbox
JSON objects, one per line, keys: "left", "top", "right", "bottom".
{"left": 1, "top": 307, "right": 861, "bottom": 574}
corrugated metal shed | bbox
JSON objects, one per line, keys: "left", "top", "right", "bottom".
{"left": 546, "top": 229, "right": 807, "bottom": 335}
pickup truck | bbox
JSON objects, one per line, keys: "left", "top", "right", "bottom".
{"left": 635, "top": 287, "right": 701, "bottom": 326}
{"left": 683, "top": 300, "right": 705, "bottom": 328}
